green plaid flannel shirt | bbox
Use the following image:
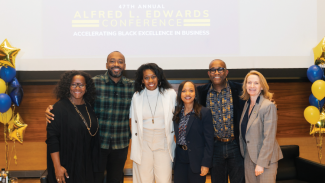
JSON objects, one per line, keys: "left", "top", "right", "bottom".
{"left": 93, "top": 71, "right": 134, "bottom": 149}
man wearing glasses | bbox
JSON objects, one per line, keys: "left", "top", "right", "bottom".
{"left": 197, "top": 59, "right": 245, "bottom": 183}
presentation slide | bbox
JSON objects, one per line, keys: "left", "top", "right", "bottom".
{"left": 43, "top": 0, "right": 239, "bottom": 57}
{"left": 0, "top": 0, "right": 321, "bottom": 70}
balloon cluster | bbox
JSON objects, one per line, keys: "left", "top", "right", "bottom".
{"left": 304, "top": 38, "right": 325, "bottom": 133}
{"left": 0, "top": 39, "right": 27, "bottom": 143}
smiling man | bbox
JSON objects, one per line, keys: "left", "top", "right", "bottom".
{"left": 197, "top": 59, "right": 245, "bottom": 183}
{"left": 92, "top": 51, "right": 134, "bottom": 183}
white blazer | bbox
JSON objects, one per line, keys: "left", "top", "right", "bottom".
{"left": 129, "top": 88, "right": 177, "bottom": 165}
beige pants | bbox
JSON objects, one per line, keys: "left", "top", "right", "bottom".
{"left": 244, "top": 146, "right": 278, "bottom": 183}
{"left": 133, "top": 128, "right": 172, "bottom": 183}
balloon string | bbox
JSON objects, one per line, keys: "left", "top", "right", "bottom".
{"left": 4, "top": 124, "right": 9, "bottom": 170}
{"left": 319, "top": 125, "right": 323, "bottom": 164}
{"left": 8, "top": 142, "right": 12, "bottom": 170}
{"left": 8, "top": 140, "right": 17, "bottom": 170}
{"left": 14, "top": 140, "right": 17, "bottom": 165}
{"left": 315, "top": 125, "right": 323, "bottom": 164}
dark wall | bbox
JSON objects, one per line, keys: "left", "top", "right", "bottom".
{"left": 17, "top": 68, "right": 308, "bottom": 84}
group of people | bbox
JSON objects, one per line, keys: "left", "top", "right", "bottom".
{"left": 45, "top": 51, "right": 283, "bottom": 183}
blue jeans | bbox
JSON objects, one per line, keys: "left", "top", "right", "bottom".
{"left": 210, "top": 140, "right": 245, "bottom": 183}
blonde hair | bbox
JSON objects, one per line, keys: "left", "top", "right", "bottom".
{"left": 240, "top": 70, "right": 273, "bottom": 100}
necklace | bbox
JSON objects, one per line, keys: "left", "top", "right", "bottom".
{"left": 69, "top": 98, "right": 98, "bottom": 136}
{"left": 146, "top": 89, "right": 159, "bottom": 124}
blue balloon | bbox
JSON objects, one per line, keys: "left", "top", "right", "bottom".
{"left": 8, "top": 77, "right": 21, "bottom": 94}
{"left": 0, "top": 93, "right": 11, "bottom": 113}
{"left": 309, "top": 93, "right": 325, "bottom": 108}
{"left": 10, "top": 87, "right": 23, "bottom": 106}
{"left": 307, "top": 65, "right": 323, "bottom": 83}
{"left": 0, "top": 66, "right": 16, "bottom": 83}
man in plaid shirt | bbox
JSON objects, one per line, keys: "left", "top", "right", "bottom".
{"left": 45, "top": 51, "right": 134, "bottom": 183}
{"left": 93, "top": 51, "right": 134, "bottom": 183}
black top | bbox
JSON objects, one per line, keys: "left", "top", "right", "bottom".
{"left": 197, "top": 81, "right": 246, "bottom": 143}
{"left": 241, "top": 96, "right": 260, "bottom": 143}
{"left": 46, "top": 98, "right": 100, "bottom": 183}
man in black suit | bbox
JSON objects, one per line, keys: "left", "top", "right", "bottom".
{"left": 197, "top": 59, "right": 245, "bottom": 183}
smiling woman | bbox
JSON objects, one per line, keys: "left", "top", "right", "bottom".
{"left": 46, "top": 71, "right": 99, "bottom": 183}
{"left": 130, "top": 63, "right": 176, "bottom": 183}
{"left": 239, "top": 70, "right": 282, "bottom": 183}
{"left": 172, "top": 80, "right": 214, "bottom": 183}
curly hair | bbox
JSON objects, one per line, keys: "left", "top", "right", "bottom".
{"left": 134, "top": 63, "right": 172, "bottom": 93}
{"left": 54, "top": 71, "right": 96, "bottom": 105}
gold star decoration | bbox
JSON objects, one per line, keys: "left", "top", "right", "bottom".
{"left": 313, "top": 37, "right": 325, "bottom": 62}
{"left": 0, "top": 39, "right": 20, "bottom": 68}
{"left": 8, "top": 113, "right": 28, "bottom": 143}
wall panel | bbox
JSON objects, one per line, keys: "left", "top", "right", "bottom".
{"left": 0, "top": 81, "right": 317, "bottom": 170}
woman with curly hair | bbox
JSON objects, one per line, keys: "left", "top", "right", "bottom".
{"left": 46, "top": 71, "right": 99, "bottom": 183}
{"left": 129, "top": 63, "right": 176, "bottom": 183}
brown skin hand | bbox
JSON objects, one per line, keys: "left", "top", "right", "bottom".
{"left": 50, "top": 152, "right": 69, "bottom": 183}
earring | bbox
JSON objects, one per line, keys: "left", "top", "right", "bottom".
{"left": 141, "top": 83, "right": 145, "bottom": 89}
{"left": 159, "top": 81, "right": 161, "bottom": 86}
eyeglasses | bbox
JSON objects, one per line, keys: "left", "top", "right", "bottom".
{"left": 209, "top": 67, "right": 226, "bottom": 74}
{"left": 71, "top": 83, "right": 86, "bottom": 89}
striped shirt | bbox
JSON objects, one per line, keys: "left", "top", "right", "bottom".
{"left": 178, "top": 107, "right": 195, "bottom": 146}
{"left": 93, "top": 71, "right": 134, "bottom": 149}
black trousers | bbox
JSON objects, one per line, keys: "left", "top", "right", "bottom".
{"left": 173, "top": 145, "right": 206, "bottom": 183}
{"left": 94, "top": 146, "right": 128, "bottom": 183}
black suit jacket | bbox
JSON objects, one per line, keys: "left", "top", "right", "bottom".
{"left": 174, "top": 107, "right": 214, "bottom": 173}
{"left": 197, "top": 81, "right": 245, "bottom": 143}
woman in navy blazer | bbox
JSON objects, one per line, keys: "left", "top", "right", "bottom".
{"left": 173, "top": 80, "right": 214, "bottom": 183}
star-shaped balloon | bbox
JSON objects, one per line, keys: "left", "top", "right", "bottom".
{"left": 0, "top": 39, "right": 20, "bottom": 68}
{"left": 313, "top": 37, "right": 325, "bottom": 61}
{"left": 8, "top": 113, "right": 27, "bottom": 143}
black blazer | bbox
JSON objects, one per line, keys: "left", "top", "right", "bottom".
{"left": 173, "top": 107, "right": 214, "bottom": 173}
{"left": 197, "top": 81, "right": 246, "bottom": 143}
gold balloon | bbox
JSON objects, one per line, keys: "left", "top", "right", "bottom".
{"left": 304, "top": 106, "right": 320, "bottom": 125}
{"left": 313, "top": 37, "right": 325, "bottom": 59}
{"left": 0, "top": 107, "right": 13, "bottom": 124}
{"left": 0, "top": 39, "right": 20, "bottom": 68}
{"left": 8, "top": 113, "right": 27, "bottom": 143}
{"left": 310, "top": 107, "right": 325, "bottom": 135}
{"left": 311, "top": 80, "right": 325, "bottom": 100}
{"left": 0, "top": 78, "right": 6, "bottom": 93}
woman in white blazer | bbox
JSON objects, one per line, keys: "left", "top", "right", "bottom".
{"left": 129, "top": 63, "right": 176, "bottom": 183}
{"left": 239, "top": 70, "right": 283, "bottom": 183}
